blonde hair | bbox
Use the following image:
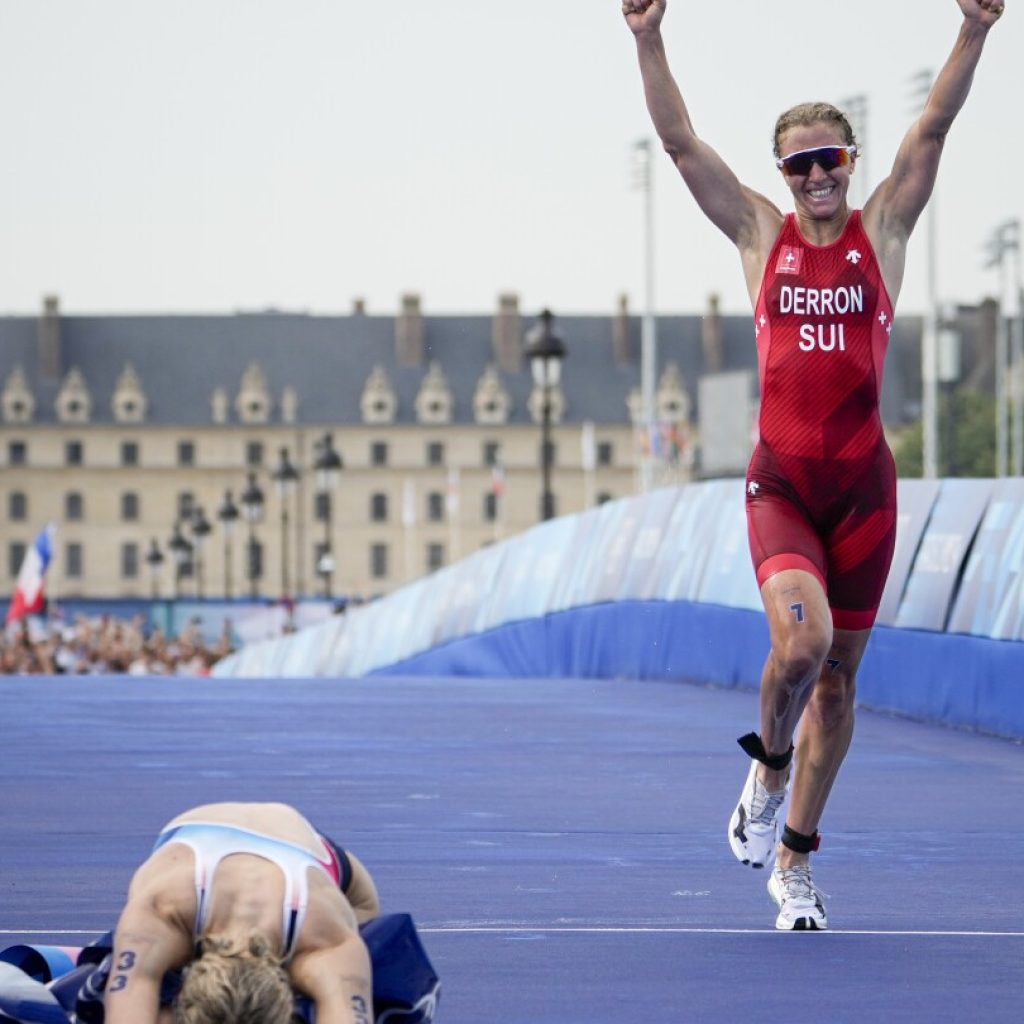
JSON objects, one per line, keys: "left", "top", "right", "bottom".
{"left": 772, "top": 102, "right": 857, "bottom": 158}
{"left": 174, "top": 934, "right": 298, "bottom": 1024}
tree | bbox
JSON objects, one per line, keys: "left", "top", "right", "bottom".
{"left": 893, "top": 390, "right": 996, "bottom": 478}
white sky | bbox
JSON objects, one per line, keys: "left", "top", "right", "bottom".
{"left": 0, "top": 0, "right": 1020, "bottom": 319}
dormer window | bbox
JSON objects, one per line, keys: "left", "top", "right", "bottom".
{"left": 236, "top": 364, "right": 271, "bottom": 424}
{"left": 473, "top": 365, "right": 511, "bottom": 425}
{"left": 414, "top": 361, "right": 453, "bottom": 425}
{"left": 361, "top": 366, "right": 397, "bottom": 425}
{"left": 56, "top": 368, "right": 91, "bottom": 423}
{"left": 112, "top": 363, "right": 147, "bottom": 423}
{"left": 2, "top": 367, "right": 35, "bottom": 424}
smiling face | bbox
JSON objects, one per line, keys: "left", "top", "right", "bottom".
{"left": 777, "top": 122, "right": 855, "bottom": 222}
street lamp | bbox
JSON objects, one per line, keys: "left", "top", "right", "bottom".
{"left": 525, "top": 309, "right": 567, "bottom": 521}
{"left": 216, "top": 489, "right": 240, "bottom": 600}
{"left": 313, "top": 433, "right": 343, "bottom": 599}
{"left": 190, "top": 506, "right": 212, "bottom": 599}
{"left": 240, "top": 470, "right": 265, "bottom": 599}
{"left": 271, "top": 446, "right": 300, "bottom": 604}
{"left": 168, "top": 520, "right": 193, "bottom": 601}
{"left": 145, "top": 538, "right": 165, "bottom": 599}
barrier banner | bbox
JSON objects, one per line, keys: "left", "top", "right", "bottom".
{"left": 948, "top": 478, "right": 1024, "bottom": 639}
{"left": 875, "top": 479, "right": 941, "bottom": 627}
{"left": 895, "top": 479, "right": 993, "bottom": 632}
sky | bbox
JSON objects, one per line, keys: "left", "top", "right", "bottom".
{"left": 0, "top": 0, "right": 1021, "bottom": 320}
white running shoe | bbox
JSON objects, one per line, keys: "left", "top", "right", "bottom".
{"left": 767, "top": 863, "right": 828, "bottom": 931}
{"left": 727, "top": 759, "right": 788, "bottom": 869}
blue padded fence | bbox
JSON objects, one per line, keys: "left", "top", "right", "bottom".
{"left": 213, "top": 477, "right": 1024, "bottom": 740}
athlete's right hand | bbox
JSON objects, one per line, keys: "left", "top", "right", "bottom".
{"left": 622, "top": 0, "right": 666, "bottom": 34}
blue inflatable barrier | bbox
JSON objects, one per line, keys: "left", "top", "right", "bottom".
{"left": 0, "top": 915, "right": 439, "bottom": 1024}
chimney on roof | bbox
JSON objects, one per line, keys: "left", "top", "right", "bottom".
{"left": 38, "top": 294, "right": 62, "bottom": 380}
{"left": 395, "top": 293, "right": 424, "bottom": 365}
{"left": 702, "top": 292, "right": 724, "bottom": 372}
{"left": 352, "top": 298, "right": 366, "bottom": 316}
{"left": 613, "top": 293, "right": 633, "bottom": 365}
{"left": 491, "top": 292, "right": 521, "bottom": 372}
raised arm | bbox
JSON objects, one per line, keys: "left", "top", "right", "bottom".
{"left": 864, "top": 0, "right": 1005, "bottom": 293}
{"left": 622, "top": 0, "right": 779, "bottom": 253}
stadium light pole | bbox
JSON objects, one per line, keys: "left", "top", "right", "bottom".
{"left": 985, "top": 219, "right": 1022, "bottom": 477}
{"left": 910, "top": 69, "right": 939, "bottom": 478}
{"left": 216, "top": 489, "right": 240, "bottom": 600}
{"left": 525, "top": 310, "right": 567, "bottom": 521}
{"left": 314, "top": 433, "right": 343, "bottom": 600}
{"left": 632, "top": 138, "right": 658, "bottom": 493}
{"left": 240, "top": 471, "right": 265, "bottom": 599}
{"left": 838, "top": 93, "right": 869, "bottom": 207}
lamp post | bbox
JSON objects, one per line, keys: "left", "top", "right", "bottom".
{"left": 240, "top": 470, "right": 265, "bottom": 599}
{"left": 909, "top": 69, "right": 939, "bottom": 478}
{"left": 168, "top": 520, "right": 193, "bottom": 601}
{"left": 216, "top": 490, "right": 240, "bottom": 600}
{"left": 985, "top": 219, "right": 1022, "bottom": 477}
{"left": 272, "top": 446, "right": 300, "bottom": 605}
{"left": 313, "top": 433, "right": 343, "bottom": 600}
{"left": 190, "top": 506, "right": 212, "bottom": 600}
{"left": 525, "top": 309, "right": 567, "bottom": 521}
{"left": 145, "top": 538, "right": 164, "bottom": 599}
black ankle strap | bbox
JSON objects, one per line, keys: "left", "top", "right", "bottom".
{"left": 737, "top": 732, "right": 794, "bottom": 771}
{"left": 782, "top": 825, "right": 821, "bottom": 854}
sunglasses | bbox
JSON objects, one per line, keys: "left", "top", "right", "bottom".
{"left": 776, "top": 145, "right": 857, "bottom": 177}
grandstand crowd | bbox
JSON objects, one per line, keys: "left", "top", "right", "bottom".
{"left": 0, "top": 613, "right": 234, "bottom": 676}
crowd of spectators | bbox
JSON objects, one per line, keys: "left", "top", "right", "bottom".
{"left": 0, "top": 613, "right": 234, "bottom": 676}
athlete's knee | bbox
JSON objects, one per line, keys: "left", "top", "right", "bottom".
{"left": 809, "top": 669, "right": 857, "bottom": 727}
{"left": 773, "top": 627, "right": 832, "bottom": 685}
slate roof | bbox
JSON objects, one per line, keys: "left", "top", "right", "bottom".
{"left": 0, "top": 309, "right": 923, "bottom": 428}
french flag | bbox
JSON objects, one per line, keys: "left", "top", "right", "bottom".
{"left": 6, "top": 523, "right": 56, "bottom": 623}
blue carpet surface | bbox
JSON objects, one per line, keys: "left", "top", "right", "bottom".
{"left": 2, "top": 675, "right": 1022, "bottom": 1023}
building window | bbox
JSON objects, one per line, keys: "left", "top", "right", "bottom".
{"left": 8, "top": 542, "right": 26, "bottom": 578}
{"left": 121, "top": 542, "right": 139, "bottom": 579}
{"left": 9, "top": 441, "right": 27, "bottom": 466}
{"left": 427, "top": 543, "right": 445, "bottom": 572}
{"left": 66, "top": 441, "right": 83, "bottom": 466}
{"left": 483, "top": 441, "right": 501, "bottom": 467}
{"left": 370, "top": 543, "right": 389, "bottom": 580}
{"left": 370, "top": 493, "right": 388, "bottom": 522}
{"left": 121, "top": 441, "right": 139, "bottom": 467}
{"left": 9, "top": 492, "right": 27, "bottom": 521}
{"left": 426, "top": 441, "right": 444, "bottom": 466}
{"left": 178, "top": 441, "right": 196, "bottom": 467}
{"left": 66, "top": 543, "right": 83, "bottom": 579}
{"left": 122, "top": 492, "right": 140, "bottom": 522}
{"left": 178, "top": 492, "right": 195, "bottom": 521}
{"left": 246, "top": 441, "right": 264, "bottom": 467}
{"left": 426, "top": 492, "right": 444, "bottom": 522}
{"left": 483, "top": 493, "right": 498, "bottom": 522}
{"left": 597, "top": 441, "right": 614, "bottom": 467}
{"left": 66, "top": 492, "right": 84, "bottom": 521}
{"left": 370, "top": 441, "right": 389, "bottom": 467}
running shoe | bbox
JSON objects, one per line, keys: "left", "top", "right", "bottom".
{"left": 727, "top": 759, "right": 788, "bottom": 868}
{"left": 767, "top": 862, "right": 828, "bottom": 931}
